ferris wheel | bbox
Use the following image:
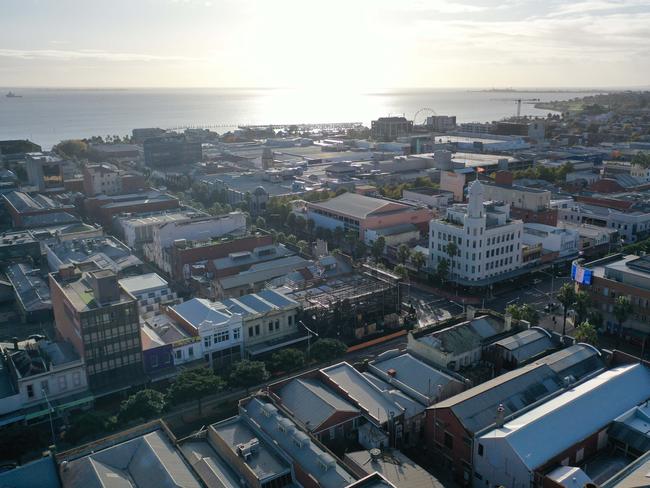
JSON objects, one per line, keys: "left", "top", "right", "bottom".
{"left": 413, "top": 107, "right": 437, "bottom": 126}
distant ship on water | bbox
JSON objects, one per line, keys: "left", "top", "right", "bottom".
{"left": 6, "top": 91, "right": 22, "bottom": 98}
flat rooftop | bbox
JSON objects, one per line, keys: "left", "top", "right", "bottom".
{"left": 119, "top": 273, "right": 168, "bottom": 295}
{"left": 53, "top": 269, "right": 134, "bottom": 312}
{"left": 210, "top": 415, "right": 290, "bottom": 483}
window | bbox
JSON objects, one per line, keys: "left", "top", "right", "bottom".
{"left": 214, "top": 331, "right": 230, "bottom": 343}
{"left": 288, "top": 316, "right": 293, "bottom": 326}
{"left": 204, "top": 336, "right": 212, "bottom": 348}
{"left": 233, "top": 328, "right": 241, "bottom": 340}
{"left": 58, "top": 376, "right": 68, "bottom": 390}
{"left": 249, "top": 327, "right": 254, "bottom": 337}
{"left": 175, "top": 350, "right": 182, "bottom": 360}
{"left": 188, "top": 347, "right": 194, "bottom": 357}
{"left": 275, "top": 320, "right": 280, "bottom": 330}
{"left": 255, "top": 324, "right": 260, "bottom": 336}
{"left": 478, "top": 443, "right": 484, "bottom": 456}
{"left": 444, "top": 432, "right": 453, "bottom": 449}
{"left": 269, "top": 322, "right": 274, "bottom": 332}
{"left": 27, "top": 384, "right": 34, "bottom": 398}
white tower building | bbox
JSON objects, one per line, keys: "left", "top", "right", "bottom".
{"left": 428, "top": 179, "right": 524, "bottom": 285}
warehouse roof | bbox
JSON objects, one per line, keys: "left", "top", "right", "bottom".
{"left": 309, "top": 193, "right": 409, "bottom": 220}
{"left": 493, "top": 328, "right": 555, "bottom": 363}
{"left": 480, "top": 364, "right": 650, "bottom": 470}
{"left": 60, "top": 430, "right": 201, "bottom": 488}
{"left": 277, "top": 378, "right": 359, "bottom": 431}
{"left": 321, "top": 362, "right": 403, "bottom": 425}
{"left": 432, "top": 363, "right": 563, "bottom": 434}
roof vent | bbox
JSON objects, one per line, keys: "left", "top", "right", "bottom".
{"left": 387, "top": 368, "right": 397, "bottom": 378}
{"left": 370, "top": 448, "right": 382, "bottom": 462}
{"left": 236, "top": 437, "right": 259, "bottom": 461}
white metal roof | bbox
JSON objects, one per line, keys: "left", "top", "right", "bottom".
{"left": 480, "top": 364, "right": 650, "bottom": 470}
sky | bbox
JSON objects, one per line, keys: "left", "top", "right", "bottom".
{"left": 1, "top": 0, "right": 650, "bottom": 89}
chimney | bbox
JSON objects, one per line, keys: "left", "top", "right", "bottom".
{"left": 504, "top": 314, "right": 513, "bottom": 331}
{"left": 466, "top": 306, "right": 476, "bottom": 321}
{"left": 495, "top": 171, "right": 514, "bottom": 187}
{"left": 495, "top": 403, "right": 505, "bottom": 428}
{"left": 12, "top": 337, "right": 18, "bottom": 350}
{"left": 387, "top": 368, "right": 397, "bottom": 378}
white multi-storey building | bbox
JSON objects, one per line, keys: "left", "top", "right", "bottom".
{"left": 630, "top": 163, "right": 650, "bottom": 182}
{"left": 428, "top": 179, "right": 524, "bottom": 285}
{"left": 119, "top": 273, "right": 180, "bottom": 320}
{"left": 555, "top": 200, "right": 650, "bottom": 243}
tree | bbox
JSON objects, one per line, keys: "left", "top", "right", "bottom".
{"left": 556, "top": 283, "right": 577, "bottom": 335}
{"left": 297, "top": 240, "right": 310, "bottom": 254}
{"left": 53, "top": 139, "right": 88, "bottom": 159}
{"left": 436, "top": 258, "right": 449, "bottom": 283}
{"left": 354, "top": 240, "right": 367, "bottom": 260}
{"left": 445, "top": 242, "right": 459, "bottom": 281}
{"left": 310, "top": 338, "right": 347, "bottom": 363}
{"left": 286, "top": 212, "right": 297, "bottom": 231}
{"left": 268, "top": 348, "right": 305, "bottom": 373}
{"left": 307, "top": 218, "right": 316, "bottom": 236}
{"left": 411, "top": 251, "right": 426, "bottom": 274}
{"left": 65, "top": 411, "right": 112, "bottom": 444}
{"left": 573, "top": 291, "right": 591, "bottom": 326}
{"left": 255, "top": 216, "right": 266, "bottom": 229}
{"left": 506, "top": 303, "right": 539, "bottom": 326}
{"left": 118, "top": 389, "right": 166, "bottom": 423}
{"left": 397, "top": 244, "right": 411, "bottom": 264}
{"left": 295, "top": 216, "right": 307, "bottom": 234}
{"left": 371, "top": 237, "right": 386, "bottom": 261}
{"left": 394, "top": 264, "right": 409, "bottom": 279}
{"left": 167, "top": 368, "right": 226, "bottom": 414}
{"left": 574, "top": 320, "right": 598, "bottom": 346}
{"left": 333, "top": 227, "right": 345, "bottom": 245}
{"left": 613, "top": 295, "right": 633, "bottom": 346}
{"left": 230, "top": 360, "right": 269, "bottom": 393}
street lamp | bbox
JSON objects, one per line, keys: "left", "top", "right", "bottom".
{"left": 298, "top": 320, "right": 319, "bottom": 360}
{"left": 42, "top": 388, "right": 56, "bottom": 451}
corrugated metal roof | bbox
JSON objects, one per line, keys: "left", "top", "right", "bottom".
{"left": 480, "top": 364, "right": 650, "bottom": 470}
{"left": 278, "top": 378, "right": 359, "bottom": 431}
{"left": 309, "top": 193, "right": 401, "bottom": 220}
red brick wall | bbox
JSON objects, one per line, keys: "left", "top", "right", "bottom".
{"left": 121, "top": 174, "right": 146, "bottom": 193}
{"left": 171, "top": 234, "right": 273, "bottom": 282}
{"left": 425, "top": 407, "right": 473, "bottom": 485}
{"left": 510, "top": 207, "right": 558, "bottom": 226}
{"left": 96, "top": 199, "right": 179, "bottom": 227}
{"left": 576, "top": 195, "right": 632, "bottom": 211}
{"left": 535, "top": 429, "right": 603, "bottom": 487}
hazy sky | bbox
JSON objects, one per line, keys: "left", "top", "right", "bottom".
{"left": 2, "top": 0, "right": 650, "bottom": 89}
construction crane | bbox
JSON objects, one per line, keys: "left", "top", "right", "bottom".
{"left": 491, "top": 98, "right": 540, "bottom": 118}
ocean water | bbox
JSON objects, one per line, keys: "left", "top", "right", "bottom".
{"left": 0, "top": 87, "right": 599, "bottom": 149}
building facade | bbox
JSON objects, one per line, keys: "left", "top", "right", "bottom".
{"left": 49, "top": 265, "right": 144, "bottom": 392}
{"left": 429, "top": 180, "right": 524, "bottom": 285}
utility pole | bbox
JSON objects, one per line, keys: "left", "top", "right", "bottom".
{"left": 42, "top": 388, "right": 56, "bottom": 451}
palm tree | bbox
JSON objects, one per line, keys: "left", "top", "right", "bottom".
{"left": 613, "top": 296, "right": 633, "bottom": 347}
{"left": 397, "top": 244, "right": 411, "bottom": 264}
{"left": 411, "top": 251, "right": 426, "bottom": 275}
{"left": 574, "top": 320, "right": 598, "bottom": 346}
{"left": 444, "top": 241, "right": 459, "bottom": 282}
{"left": 573, "top": 290, "right": 591, "bottom": 326}
{"left": 556, "top": 283, "right": 577, "bottom": 336}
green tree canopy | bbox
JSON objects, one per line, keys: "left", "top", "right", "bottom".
{"left": 371, "top": 237, "right": 386, "bottom": 260}
{"left": 411, "top": 251, "right": 426, "bottom": 273}
{"left": 574, "top": 320, "right": 598, "bottom": 346}
{"left": 268, "top": 348, "right": 305, "bottom": 373}
{"left": 118, "top": 389, "right": 166, "bottom": 423}
{"left": 557, "top": 283, "right": 577, "bottom": 335}
{"left": 167, "top": 368, "right": 225, "bottom": 413}
{"left": 230, "top": 360, "right": 269, "bottom": 392}
{"left": 397, "top": 244, "right": 412, "bottom": 264}
{"left": 54, "top": 139, "right": 88, "bottom": 159}
{"left": 310, "top": 338, "right": 347, "bottom": 363}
